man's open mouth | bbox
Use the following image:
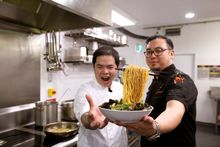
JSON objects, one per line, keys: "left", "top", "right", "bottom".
{"left": 101, "top": 77, "right": 110, "bottom": 81}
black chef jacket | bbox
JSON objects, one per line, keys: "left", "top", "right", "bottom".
{"left": 141, "top": 64, "right": 198, "bottom": 147}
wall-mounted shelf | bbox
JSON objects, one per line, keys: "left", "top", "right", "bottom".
{"left": 65, "top": 32, "right": 128, "bottom": 47}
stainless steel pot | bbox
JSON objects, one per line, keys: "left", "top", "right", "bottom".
{"left": 35, "top": 100, "right": 58, "bottom": 127}
{"left": 60, "top": 100, "right": 77, "bottom": 122}
{"left": 46, "top": 101, "right": 58, "bottom": 123}
{"left": 35, "top": 101, "right": 47, "bottom": 127}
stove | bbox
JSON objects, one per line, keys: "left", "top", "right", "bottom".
{"left": 0, "top": 129, "right": 40, "bottom": 147}
{"left": 0, "top": 124, "right": 78, "bottom": 147}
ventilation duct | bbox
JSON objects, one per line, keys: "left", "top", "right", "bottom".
{"left": 117, "top": 27, "right": 148, "bottom": 40}
{"left": 0, "top": 0, "right": 112, "bottom": 34}
{"left": 165, "top": 27, "right": 181, "bottom": 36}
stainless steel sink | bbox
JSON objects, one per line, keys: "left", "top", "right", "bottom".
{"left": 209, "top": 87, "right": 220, "bottom": 100}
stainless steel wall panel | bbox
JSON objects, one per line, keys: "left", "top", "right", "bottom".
{"left": 0, "top": 30, "right": 40, "bottom": 108}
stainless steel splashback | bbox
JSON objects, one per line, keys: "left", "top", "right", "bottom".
{"left": 0, "top": 29, "right": 41, "bottom": 108}
{"left": 0, "top": 0, "right": 112, "bottom": 33}
{"left": 0, "top": 104, "right": 35, "bottom": 132}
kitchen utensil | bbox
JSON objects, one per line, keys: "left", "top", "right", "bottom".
{"left": 44, "top": 122, "right": 78, "bottom": 138}
{"left": 116, "top": 67, "right": 170, "bottom": 76}
{"left": 60, "top": 100, "right": 77, "bottom": 122}
{"left": 35, "top": 101, "right": 47, "bottom": 127}
{"left": 46, "top": 101, "right": 58, "bottom": 124}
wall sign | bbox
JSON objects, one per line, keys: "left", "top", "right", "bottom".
{"left": 135, "top": 43, "right": 144, "bottom": 53}
{"left": 197, "top": 65, "right": 220, "bottom": 79}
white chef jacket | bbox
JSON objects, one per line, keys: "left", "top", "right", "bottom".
{"left": 74, "top": 79, "right": 127, "bottom": 147}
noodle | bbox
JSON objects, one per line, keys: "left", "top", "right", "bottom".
{"left": 122, "top": 65, "right": 149, "bottom": 104}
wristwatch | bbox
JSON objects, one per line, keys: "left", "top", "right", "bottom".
{"left": 146, "top": 120, "right": 161, "bottom": 141}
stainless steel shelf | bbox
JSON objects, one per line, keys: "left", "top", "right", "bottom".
{"left": 65, "top": 32, "right": 128, "bottom": 47}
{"left": 128, "top": 135, "right": 140, "bottom": 147}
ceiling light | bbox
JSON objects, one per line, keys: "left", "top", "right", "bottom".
{"left": 112, "top": 10, "right": 135, "bottom": 26}
{"left": 185, "top": 12, "right": 195, "bottom": 19}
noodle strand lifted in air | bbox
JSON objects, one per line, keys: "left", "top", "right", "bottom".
{"left": 122, "top": 65, "right": 149, "bottom": 104}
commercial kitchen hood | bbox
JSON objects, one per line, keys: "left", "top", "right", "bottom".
{"left": 0, "top": 0, "right": 112, "bottom": 34}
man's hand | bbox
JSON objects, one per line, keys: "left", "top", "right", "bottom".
{"left": 81, "top": 95, "right": 108, "bottom": 129}
{"left": 115, "top": 115, "right": 157, "bottom": 137}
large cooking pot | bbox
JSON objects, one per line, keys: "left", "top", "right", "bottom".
{"left": 44, "top": 121, "right": 78, "bottom": 138}
{"left": 46, "top": 101, "right": 58, "bottom": 123}
{"left": 35, "top": 101, "right": 47, "bottom": 127}
{"left": 60, "top": 100, "right": 77, "bottom": 122}
{"left": 35, "top": 100, "right": 58, "bottom": 127}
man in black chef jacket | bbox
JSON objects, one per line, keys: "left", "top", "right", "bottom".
{"left": 117, "top": 35, "right": 198, "bottom": 147}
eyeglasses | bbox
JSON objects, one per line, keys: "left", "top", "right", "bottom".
{"left": 144, "top": 47, "right": 170, "bottom": 57}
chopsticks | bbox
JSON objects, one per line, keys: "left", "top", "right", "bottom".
{"left": 116, "top": 68, "right": 155, "bottom": 76}
{"left": 115, "top": 67, "right": 126, "bottom": 71}
{"left": 116, "top": 68, "right": 169, "bottom": 76}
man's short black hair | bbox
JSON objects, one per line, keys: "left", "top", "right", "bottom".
{"left": 145, "top": 35, "right": 174, "bottom": 49}
{"left": 92, "top": 46, "right": 120, "bottom": 67}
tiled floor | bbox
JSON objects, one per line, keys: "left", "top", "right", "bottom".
{"left": 196, "top": 123, "right": 220, "bottom": 147}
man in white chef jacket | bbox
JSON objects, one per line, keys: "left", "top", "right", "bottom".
{"left": 74, "top": 46, "right": 127, "bottom": 147}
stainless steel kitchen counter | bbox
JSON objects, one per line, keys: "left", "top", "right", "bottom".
{"left": 52, "top": 135, "right": 78, "bottom": 147}
{"left": 128, "top": 132, "right": 141, "bottom": 147}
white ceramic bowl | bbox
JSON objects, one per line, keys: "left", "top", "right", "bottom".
{"left": 99, "top": 106, "right": 153, "bottom": 123}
